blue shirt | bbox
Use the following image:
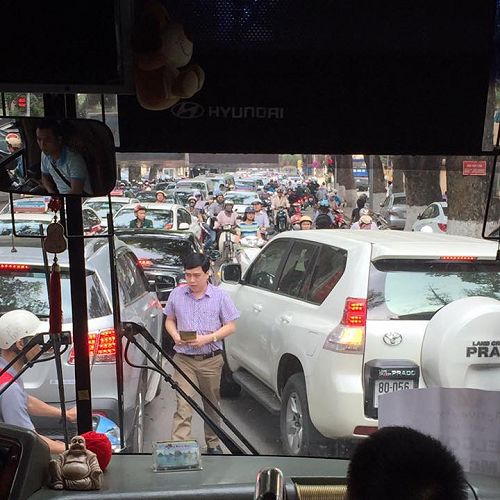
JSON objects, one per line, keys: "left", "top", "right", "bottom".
{"left": 164, "top": 283, "right": 240, "bottom": 355}
{"left": 255, "top": 211, "right": 270, "bottom": 228}
{"left": 41, "top": 146, "right": 93, "bottom": 195}
{"left": 0, "top": 358, "right": 35, "bottom": 430}
{"left": 238, "top": 221, "right": 260, "bottom": 237}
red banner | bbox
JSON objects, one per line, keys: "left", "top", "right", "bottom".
{"left": 463, "top": 160, "right": 487, "bottom": 176}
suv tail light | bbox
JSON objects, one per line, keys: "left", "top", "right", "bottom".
{"left": 68, "top": 328, "right": 117, "bottom": 364}
{"left": 0, "top": 264, "right": 31, "bottom": 271}
{"left": 437, "top": 223, "right": 447, "bottom": 232}
{"left": 138, "top": 259, "right": 152, "bottom": 267}
{"left": 323, "top": 298, "right": 367, "bottom": 354}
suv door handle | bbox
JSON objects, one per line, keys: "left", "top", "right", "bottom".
{"left": 280, "top": 314, "right": 292, "bottom": 324}
{"left": 253, "top": 304, "right": 263, "bottom": 313}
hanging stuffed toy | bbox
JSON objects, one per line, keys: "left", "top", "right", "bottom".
{"left": 131, "top": 1, "right": 205, "bottom": 111}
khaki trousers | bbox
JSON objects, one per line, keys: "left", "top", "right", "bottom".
{"left": 171, "top": 353, "right": 224, "bottom": 448}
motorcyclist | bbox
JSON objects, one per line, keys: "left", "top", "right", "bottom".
{"left": 314, "top": 199, "right": 335, "bottom": 229}
{"left": 237, "top": 207, "right": 262, "bottom": 241}
{"left": 0, "top": 310, "right": 77, "bottom": 454}
{"left": 155, "top": 190, "right": 167, "bottom": 203}
{"left": 270, "top": 187, "right": 290, "bottom": 213}
{"left": 298, "top": 215, "right": 313, "bottom": 230}
{"left": 351, "top": 210, "right": 379, "bottom": 230}
{"left": 216, "top": 200, "right": 239, "bottom": 257}
{"left": 251, "top": 199, "right": 270, "bottom": 232}
{"left": 207, "top": 193, "right": 225, "bottom": 218}
{"left": 187, "top": 196, "right": 204, "bottom": 222}
{"left": 351, "top": 194, "right": 368, "bottom": 223}
{"left": 214, "top": 200, "right": 238, "bottom": 229}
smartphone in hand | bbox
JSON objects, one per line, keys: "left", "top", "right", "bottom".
{"left": 179, "top": 331, "right": 197, "bottom": 341}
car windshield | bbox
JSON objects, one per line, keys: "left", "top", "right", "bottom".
{"left": 116, "top": 235, "right": 194, "bottom": 266}
{"left": 0, "top": 269, "right": 111, "bottom": 321}
{"left": 114, "top": 208, "right": 174, "bottom": 229}
{"left": 0, "top": 219, "right": 49, "bottom": 236}
{"left": 224, "top": 192, "right": 256, "bottom": 204}
{"left": 84, "top": 201, "right": 126, "bottom": 216}
{"left": 234, "top": 180, "right": 256, "bottom": 190}
{"left": 176, "top": 182, "right": 206, "bottom": 191}
{"left": 368, "top": 260, "right": 500, "bottom": 320}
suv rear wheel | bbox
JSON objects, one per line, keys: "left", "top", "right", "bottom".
{"left": 280, "top": 373, "right": 320, "bottom": 456}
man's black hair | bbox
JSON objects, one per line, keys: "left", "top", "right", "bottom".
{"left": 184, "top": 253, "right": 210, "bottom": 273}
{"left": 36, "top": 118, "right": 64, "bottom": 138}
{"left": 346, "top": 427, "right": 468, "bottom": 500}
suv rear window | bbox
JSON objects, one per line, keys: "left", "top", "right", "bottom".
{"left": 0, "top": 269, "right": 111, "bottom": 321}
{"left": 367, "top": 259, "right": 500, "bottom": 320}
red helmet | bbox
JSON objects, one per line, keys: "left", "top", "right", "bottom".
{"left": 134, "top": 204, "right": 147, "bottom": 213}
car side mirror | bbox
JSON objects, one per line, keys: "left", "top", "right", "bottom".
{"left": 178, "top": 222, "right": 190, "bottom": 230}
{"left": 208, "top": 191, "right": 213, "bottom": 196}
{"left": 220, "top": 263, "right": 242, "bottom": 284}
{"left": 417, "top": 213, "right": 422, "bottom": 220}
{"left": 379, "top": 202, "right": 384, "bottom": 208}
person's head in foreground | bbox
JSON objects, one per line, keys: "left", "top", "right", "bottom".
{"left": 346, "top": 426, "right": 468, "bottom": 500}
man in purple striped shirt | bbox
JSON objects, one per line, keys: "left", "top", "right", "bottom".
{"left": 164, "top": 253, "right": 239, "bottom": 454}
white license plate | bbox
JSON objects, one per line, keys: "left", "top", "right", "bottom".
{"left": 373, "top": 379, "right": 413, "bottom": 408}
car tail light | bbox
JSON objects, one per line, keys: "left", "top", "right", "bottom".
{"left": 0, "top": 263, "right": 31, "bottom": 271}
{"left": 68, "top": 328, "right": 117, "bottom": 364}
{"left": 437, "top": 223, "right": 447, "bottom": 232}
{"left": 323, "top": 298, "right": 367, "bottom": 354}
{"left": 440, "top": 256, "right": 477, "bottom": 261}
{"left": 164, "top": 223, "right": 173, "bottom": 229}
{"left": 138, "top": 259, "right": 152, "bottom": 267}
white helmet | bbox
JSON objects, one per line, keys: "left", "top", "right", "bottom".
{"left": 0, "top": 310, "right": 43, "bottom": 349}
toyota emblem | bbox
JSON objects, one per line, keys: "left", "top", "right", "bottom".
{"left": 170, "top": 101, "right": 205, "bottom": 119}
{"left": 383, "top": 332, "right": 403, "bottom": 346}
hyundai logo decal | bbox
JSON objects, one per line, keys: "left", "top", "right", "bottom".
{"left": 383, "top": 332, "right": 403, "bottom": 346}
{"left": 171, "top": 101, "right": 205, "bottom": 119}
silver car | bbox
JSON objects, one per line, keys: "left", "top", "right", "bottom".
{"left": 379, "top": 192, "right": 407, "bottom": 229}
{"left": 0, "top": 236, "right": 163, "bottom": 451}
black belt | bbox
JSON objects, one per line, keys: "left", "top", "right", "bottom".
{"left": 180, "top": 350, "right": 223, "bottom": 361}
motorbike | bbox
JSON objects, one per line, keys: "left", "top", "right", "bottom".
{"left": 239, "top": 235, "right": 265, "bottom": 272}
{"left": 219, "top": 224, "right": 238, "bottom": 263}
{"left": 275, "top": 208, "right": 289, "bottom": 232}
{"left": 332, "top": 207, "right": 349, "bottom": 229}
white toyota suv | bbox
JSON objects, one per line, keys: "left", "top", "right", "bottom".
{"left": 220, "top": 230, "right": 500, "bottom": 455}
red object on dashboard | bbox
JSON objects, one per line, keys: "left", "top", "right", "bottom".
{"left": 81, "top": 431, "right": 112, "bottom": 471}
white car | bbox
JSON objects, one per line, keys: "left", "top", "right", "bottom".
{"left": 412, "top": 201, "right": 448, "bottom": 233}
{"left": 220, "top": 230, "right": 500, "bottom": 455}
{"left": 0, "top": 210, "right": 104, "bottom": 236}
{"left": 223, "top": 191, "right": 260, "bottom": 217}
{"left": 0, "top": 236, "right": 164, "bottom": 451}
{"left": 113, "top": 202, "right": 202, "bottom": 240}
{"left": 83, "top": 196, "right": 140, "bottom": 221}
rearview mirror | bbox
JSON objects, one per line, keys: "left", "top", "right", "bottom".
{"left": 0, "top": 117, "right": 116, "bottom": 197}
{"left": 178, "top": 222, "right": 190, "bottom": 230}
{"left": 220, "top": 263, "right": 242, "bottom": 283}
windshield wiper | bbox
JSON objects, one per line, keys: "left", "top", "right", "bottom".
{"left": 121, "top": 322, "right": 258, "bottom": 456}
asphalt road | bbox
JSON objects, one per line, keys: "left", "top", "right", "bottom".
{"left": 143, "top": 359, "right": 282, "bottom": 455}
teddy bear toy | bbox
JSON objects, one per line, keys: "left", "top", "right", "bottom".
{"left": 131, "top": 1, "right": 205, "bottom": 111}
